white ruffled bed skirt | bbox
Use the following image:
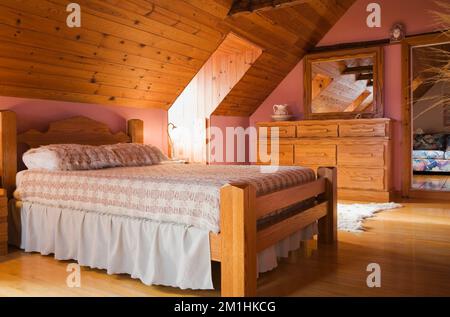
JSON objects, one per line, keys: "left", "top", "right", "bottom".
{"left": 17, "top": 202, "right": 316, "bottom": 290}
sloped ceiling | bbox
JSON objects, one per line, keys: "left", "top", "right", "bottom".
{"left": 0, "top": 0, "right": 356, "bottom": 116}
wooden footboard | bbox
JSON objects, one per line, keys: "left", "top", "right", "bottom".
{"left": 213, "top": 166, "right": 337, "bottom": 297}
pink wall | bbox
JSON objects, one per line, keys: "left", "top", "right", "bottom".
{"left": 0, "top": 96, "right": 168, "bottom": 152}
{"left": 243, "top": 59, "right": 305, "bottom": 165}
{"left": 250, "top": 61, "right": 305, "bottom": 126}
{"left": 249, "top": 0, "right": 441, "bottom": 191}
{"left": 318, "top": 0, "right": 440, "bottom": 47}
{"left": 210, "top": 115, "right": 250, "bottom": 164}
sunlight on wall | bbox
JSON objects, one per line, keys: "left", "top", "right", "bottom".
{"left": 168, "top": 33, "right": 262, "bottom": 162}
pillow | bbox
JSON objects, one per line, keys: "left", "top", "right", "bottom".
{"left": 23, "top": 144, "right": 121, "bottom": 171}
{"left": 103, "top": 143, "right": 168, "bottom": 167}
{"left": 413, "top": 133, "right": 446, "bottom": 150}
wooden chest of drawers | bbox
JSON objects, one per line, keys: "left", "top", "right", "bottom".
{"left": 0, "top": 188, "right": 7, "bottom": 255}
{"left": 295, "top": 145, "right": 336, "bottom": 166}
{"left": 257, "top": 118, "right": 392, "bottom": 202}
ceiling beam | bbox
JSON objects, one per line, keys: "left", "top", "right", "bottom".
{"left": 342, "top": 66, "right": 373, "bottom": 75}
{"left": 356, "top": 73, "right": 373, "bottom": 81}
{"left": 356, "top": 102, "right": 374, "bottom": 112}
{"left": 311, "top": 74, "right": 333, "bottom": 100}
{"left": 228, "top": 0, "right": 308, "bottom": 16}
{"left": 344, "top": 90, "right": 371, "bottom": 112}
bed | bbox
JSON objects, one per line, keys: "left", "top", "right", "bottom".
{"left": 3, "top": 113, "right": 337, "bottom": 297}
{"left": 413, "top": 133, "right": 450, "bottom": 173}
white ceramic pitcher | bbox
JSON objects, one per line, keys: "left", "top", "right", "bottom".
{"left": 273, "top": 104, "right": 289, "bottom": 115}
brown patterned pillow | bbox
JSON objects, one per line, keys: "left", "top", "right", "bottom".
{"left": 104, "top": 143, "right": 168, "bottom": 167}
{"left": 23, "top": 144, "right": 121, "bottom": 171}
{"left": 23, "top": 143, "right": 168, "bottom": 171}
{"left": 413, "top": 133, "right": 446, "bottom": 150}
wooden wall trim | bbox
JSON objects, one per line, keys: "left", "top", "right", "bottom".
{"left": 127, "top": 119, "right": 144, "bottom": 144}
{"left": 400, "top": 32, "right": 450, "bottom": 198}
{"left": 312, "top": 31, "right": 447, "bottom": 53}
{"left": 0, "top": 111, "right": 17, "bottom": 198}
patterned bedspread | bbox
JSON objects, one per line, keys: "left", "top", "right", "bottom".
{"left": 412, "top": 159, "right": 450, "bottom": 172}
{"left": 412, "top": 150, "right": 445, "bottom": 160}
{"left": 15, "top": 164, "right": 315, "bottom": 233}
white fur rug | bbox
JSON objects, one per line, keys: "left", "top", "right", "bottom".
{"left": 338, "top": 203, "right": 402, "bottom": 232}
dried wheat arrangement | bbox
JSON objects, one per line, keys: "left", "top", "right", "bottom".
{"left": 413, "top": 1, "right": 450, "bottom": 121}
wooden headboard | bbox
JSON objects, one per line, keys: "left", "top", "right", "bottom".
{"left": 18, "top": 116, "right": 143, "bottom": 148}
{"left": 0, "top": 111, "right": 17, "bottom": 199}
{"left": 0, "top": 112, "right": 144, "bottom": 198}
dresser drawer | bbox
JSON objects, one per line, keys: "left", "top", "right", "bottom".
{"left": 338, "top": 168, "right": 385, "bottom": 191}
{"left": 338, "top": 144, "right": 385, "bottom": 167}
{"left": 258, "top": 144, "right": 294, "bottom": 165}
{"left": 339, "top": 123, "right": 387, "bottom": 137}
{"left": 295, "top": 145, "right": 336, "bottom": 165}
{"left": 297, "top": 124, "right": 338, "bottom": 138}
{"left": 258, "top": 125, "right": 296, "bottom": 139}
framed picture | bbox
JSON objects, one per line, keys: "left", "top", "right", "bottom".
{"left": 390, "top": 23, "right": 405, "bottom": 43}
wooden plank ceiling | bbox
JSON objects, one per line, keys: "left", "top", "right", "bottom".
{"left": 0, "top": 0, "right": 356, "bottom": 116}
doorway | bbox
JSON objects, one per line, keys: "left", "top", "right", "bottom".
{"left": 402, "top": 33, "right": 450, "bottom": 198}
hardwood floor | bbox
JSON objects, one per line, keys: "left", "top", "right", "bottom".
{"left": 412, "top": 174, "right": 450, "bottom": 191}
{"left": 0, "top": 199, "right": 449, "bottom": 297}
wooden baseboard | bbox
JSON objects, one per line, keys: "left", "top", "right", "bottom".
{"left": 406, "top": 190, "right": 450, "bottom": 201}
{"left": 339, "top": 189, "right": 392, "bottom": 202}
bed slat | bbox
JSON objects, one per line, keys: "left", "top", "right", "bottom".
{"left": 256, "top": 201, "right": 328, "bottom": 252}
{"left": 255, "top": 178, "right": 325, "bottom": 219}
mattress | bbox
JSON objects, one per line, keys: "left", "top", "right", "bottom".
{"left": 15, "top": 164, "right": 315, "bottom": 233}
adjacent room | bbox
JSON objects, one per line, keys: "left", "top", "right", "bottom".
{"left": 411, "top": 42, "right": 450, "bottom": 191}
{"left": 0, "top": 0, "right": 449, "bottom": 298}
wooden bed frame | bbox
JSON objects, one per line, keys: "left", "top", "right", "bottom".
{"left": 0, "top": 110, "right": 337, "bottom": 297}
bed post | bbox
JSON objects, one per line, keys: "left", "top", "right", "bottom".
{"left": 220, "top": 183, "right": 257, "bottom": 297}
{"left": 0, "top": 111, "right": 17, "bottom": 199}
{"left": 317, "top": 167, "right": 337, "bottom": 244}
{"left": 127, "top": 119, "right": 144, "bottom": 144}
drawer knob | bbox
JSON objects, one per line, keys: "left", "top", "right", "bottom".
{"left": 306, "top": 152, "right": 327, "bottom": 157}
{"left": 350, "top": 153, "right": 374, "bottom": 157}
{"left": 308, "top": 129, "right": 329, "bottom": 133}
{"left": 350, "top": 128, "right": 375, "bottom": 133}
